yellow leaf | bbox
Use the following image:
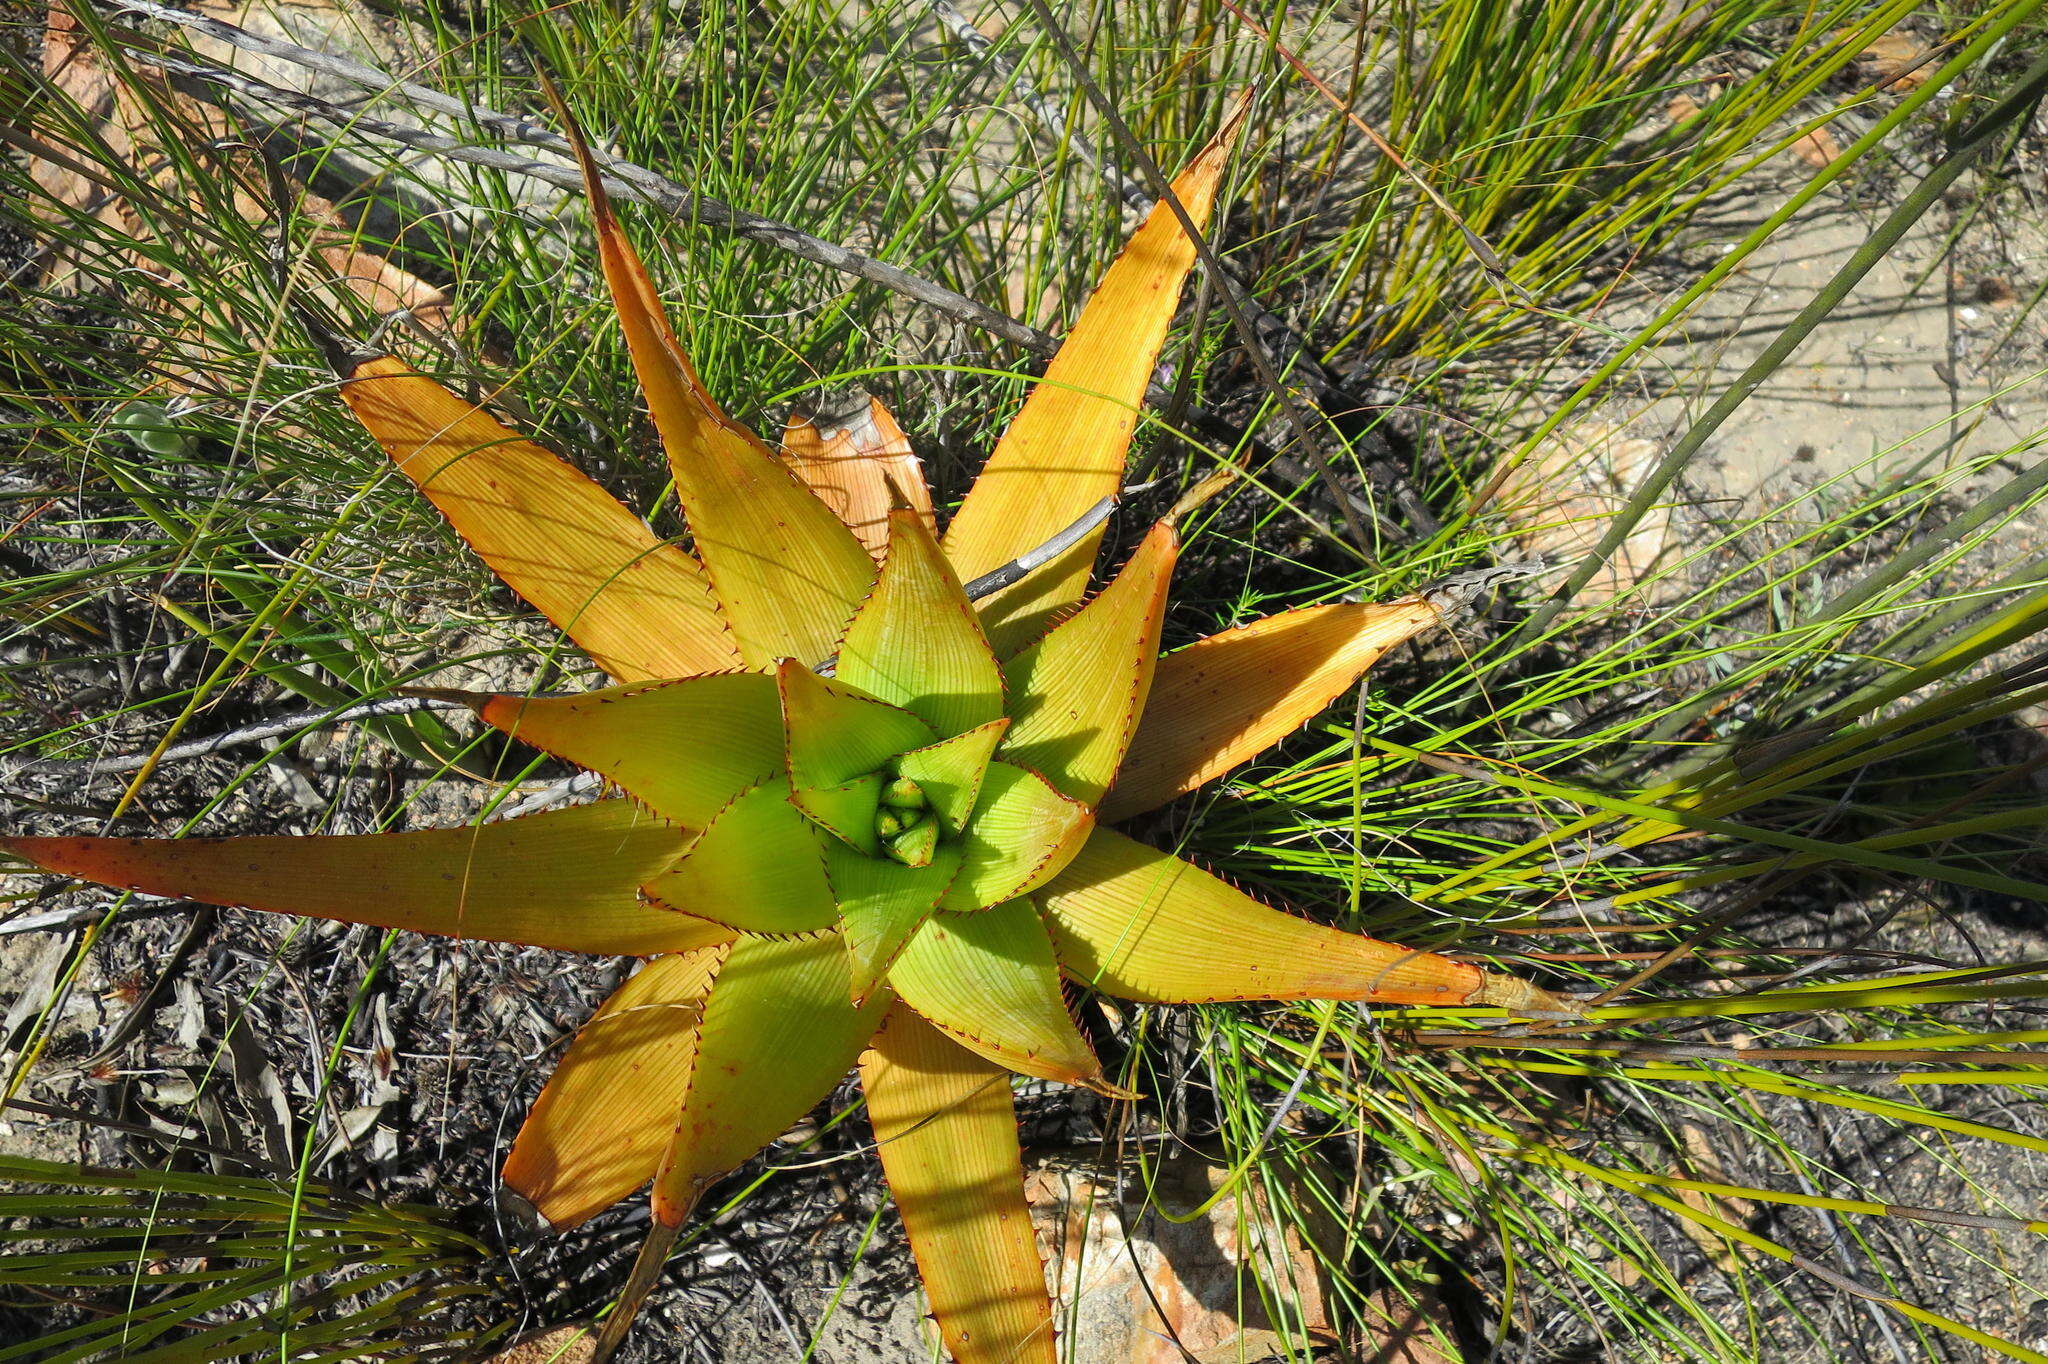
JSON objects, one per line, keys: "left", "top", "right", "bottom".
{"left": 558, "top": 105, "right": 875, "bottom": 666}
{"left": 1042, "top": 829, "right": 1559, "bottom": 1010}
{"left": 473, "top": 673, "right": 783, "bottom": 828}
{"left": 944, "top": 104, "right": 1245, "bottom": 652}
{"left": 341, "top": 357, "right": 739, "bottom": 682}
{"left": 891, "top": 899, "right": 1104, "bottom": 1087}
{"left": 504, "top": 950, "right": 723, "bottom": 1228}
{"left": 649, "top": 934, "right": 889, "bottom": 1220}
{"left": 1101, "top": 598, "right": 1441, "bottom": 821}
{"left": 836, "top": 511, "right": 1004, "bottom": 739}
{"left": 860, "top": 1006, "right": 1057, "bottom": 1364}
{"left": 2, "top": 801, "right": 727, "bottom": 956}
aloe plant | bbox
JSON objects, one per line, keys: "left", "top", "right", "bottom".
{"left": 1, "top": 105, "right": 1559, "bottom": 1361}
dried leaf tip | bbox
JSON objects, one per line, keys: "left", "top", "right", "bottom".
{"left": 1471, "top": 972, "right": 1576, "bottom": 1015}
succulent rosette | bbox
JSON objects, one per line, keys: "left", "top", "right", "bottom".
{"left": 3, "top": 106, "right": 1557, "bottom": 1361}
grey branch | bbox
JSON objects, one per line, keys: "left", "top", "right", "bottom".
{"left": 11, "top": 492, "right": 1136, "bottom": 782}
{"left": 96, "top": 0, "right": 1399, "bottom": 532}
{"left": 109, "top": 19, "right": 1052, "bottom": 354}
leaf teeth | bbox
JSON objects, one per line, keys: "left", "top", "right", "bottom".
{"left": 998, "top": 522, "right": 1177, "bottom": 808}
{"left": 887, "top": 899, "right": 1103, "bottom": 1087}
{"left": 836, "top": 510, "right": 1005, "bottom": 738}
{"left": 777, "top": 659, "right": 936, "bottom": 792}
{"left": 821, "top": 843, "right": 961, "bottom": 1006}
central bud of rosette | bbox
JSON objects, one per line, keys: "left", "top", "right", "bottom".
{"left": 875, "top": 773, "right": 937, "bottom": 866}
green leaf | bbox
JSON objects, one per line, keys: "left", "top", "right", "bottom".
{"left": 778, "top": 658, "right": 936, "bottom": 789}
{"left": 638, "top": 780, "right": 838, "bottom": 934}
{"left": 474, "top": 672, "right": 783, "bottom": 828}
{"left": 889, "top": 899, "right": 1104, "bottom": 1088}
{"left": 1000, "top": 523, "right": 1176, "bottom": 807}
{"left": 894, "top": 718, "right": 1008, "bottom": 834}
{"left": 937, "top": 761, "right": 1093, "bottom": 912}
{"left": 649, "top": 933, "right": 889, "bottom": 1221}
{"left": 822, "top": 841, "right": 964, "bottom": 1004}
{"left": 792, "top": 772, "right": 886, "bottom": 855}
{"left": 837, "top": 509, "right": 1004, "bottom": 738}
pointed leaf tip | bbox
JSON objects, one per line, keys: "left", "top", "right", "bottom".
{"left": 1102, "top": 597, "right": 1443, "bottom": 821}
{"left": 837, "top": 511, "right": 1004, "bottom": 739}
{"left": 944, "top": 111, "right": 1244, "bottom": 652}
{"left": 556, "top": 89, "right": 874, "bottom": 666}
{"left": 1042, "top": 829, "right": 1561, "bottom": 1008}
{"left": 3, "top": 802, "right": 725, "bottom": 956}
{"left": 475, "top": 672, "right": 784, "bottom": 830}
{"left": 1000, "top": 521, "right": 1176, "bottom": 808}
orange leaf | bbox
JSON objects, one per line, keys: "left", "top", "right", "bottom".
{"left": 1000, "top": 523, "right": 1176, "bottom": 807}
{"left": 860, "top": 1006, "right": 1057, "bottom": 1364}
{"left": 1041, "top": 829, "right": 1558, "bottom": 1010}
{"left": 558, "top": 108, "right": 875, "bottom": 667}
{"left": 1101, "top": 598, "right": 1442, "bottom": 820}
{"left": 943, "top": 104, "right": 1245, "bottom": 653}
{"left": 504, "top": 949, "right": 724, "bottom": 1228}
{"left": 3, "top": 801, "right": 727, "bottom": 956}
{"left": 341, "top": 357, "right": 738, "bottom": 683}
{"left": 781, "top": 398, "right": 935, "bottom": 556}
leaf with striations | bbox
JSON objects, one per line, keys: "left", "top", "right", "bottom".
{"left": 891, "top": 899, "right": 1103, "bottom": 1088}
{"left": 637, "top": 781, "right": 838, "bottom": 935}
{"left": 823, "top": 841, "right": 963, "bottom": 1005}
{"left": 780, "top": 398, "right": 936, "bottom": 557}
{"left": 937, "top": 762, "right": 1093, "bottom": 912}
{"left": 859, "top": 1007, "right": 1056, "bottom": 1364}
{"left": 1041, "top": 828, "right": 1559, "bottom": 1011}
{"left": 503, "top": 948, "right": 724, "bottom": 1229}
{"left": 1, "top": 801, "right": 723, "bottom": 957}
{"left": 558, "top": 95, "right": 875, "bottom": 667}
{"left": 942, "top": 101, "right": 1247, "bottom": 654}
{"left": 342, "top": 357, "right": 739, "bottom": 683}
{"left": 472, "top": 673, "right": 784, "bottom": 829}
{"left": 1101, "top": 598, "right": 1443, "bottom": 821}
{"left": 778, "top": 659, "right": 935, "bottom": 790}
{"left": 894, "top": 718, "right": 1008, "bottom": 835}
{"left": 837, "top": 510, "right": 1004, "bottom": 739}
{"left": 649, "top": 933, "right": 890, "bottom": 1224}
{"left": 1000, "top": 523, "right": 1176, "bottom": 807}
{"left": 793, "top": 773, "right": 887, "bottom": 856}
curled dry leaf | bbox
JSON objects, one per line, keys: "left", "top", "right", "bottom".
{"left": 26, "top": 3, "right": 450, "bottom": 390}
{"left": 1023, "top": 1150, "right": 1455, "bottom": 1364}
{"left": 1491, "top": 417, "right": 1670, "bottom": 605}
{"left": 1855, "top": 30, "right": 1935, "bottom": 92}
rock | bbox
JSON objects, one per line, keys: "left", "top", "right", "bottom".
{"left": 1025, "top": 1148, "right": 1340, "bottom": 1363}
{"left": 1491, "top": 417, "right": 1670, "bottom": 605}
